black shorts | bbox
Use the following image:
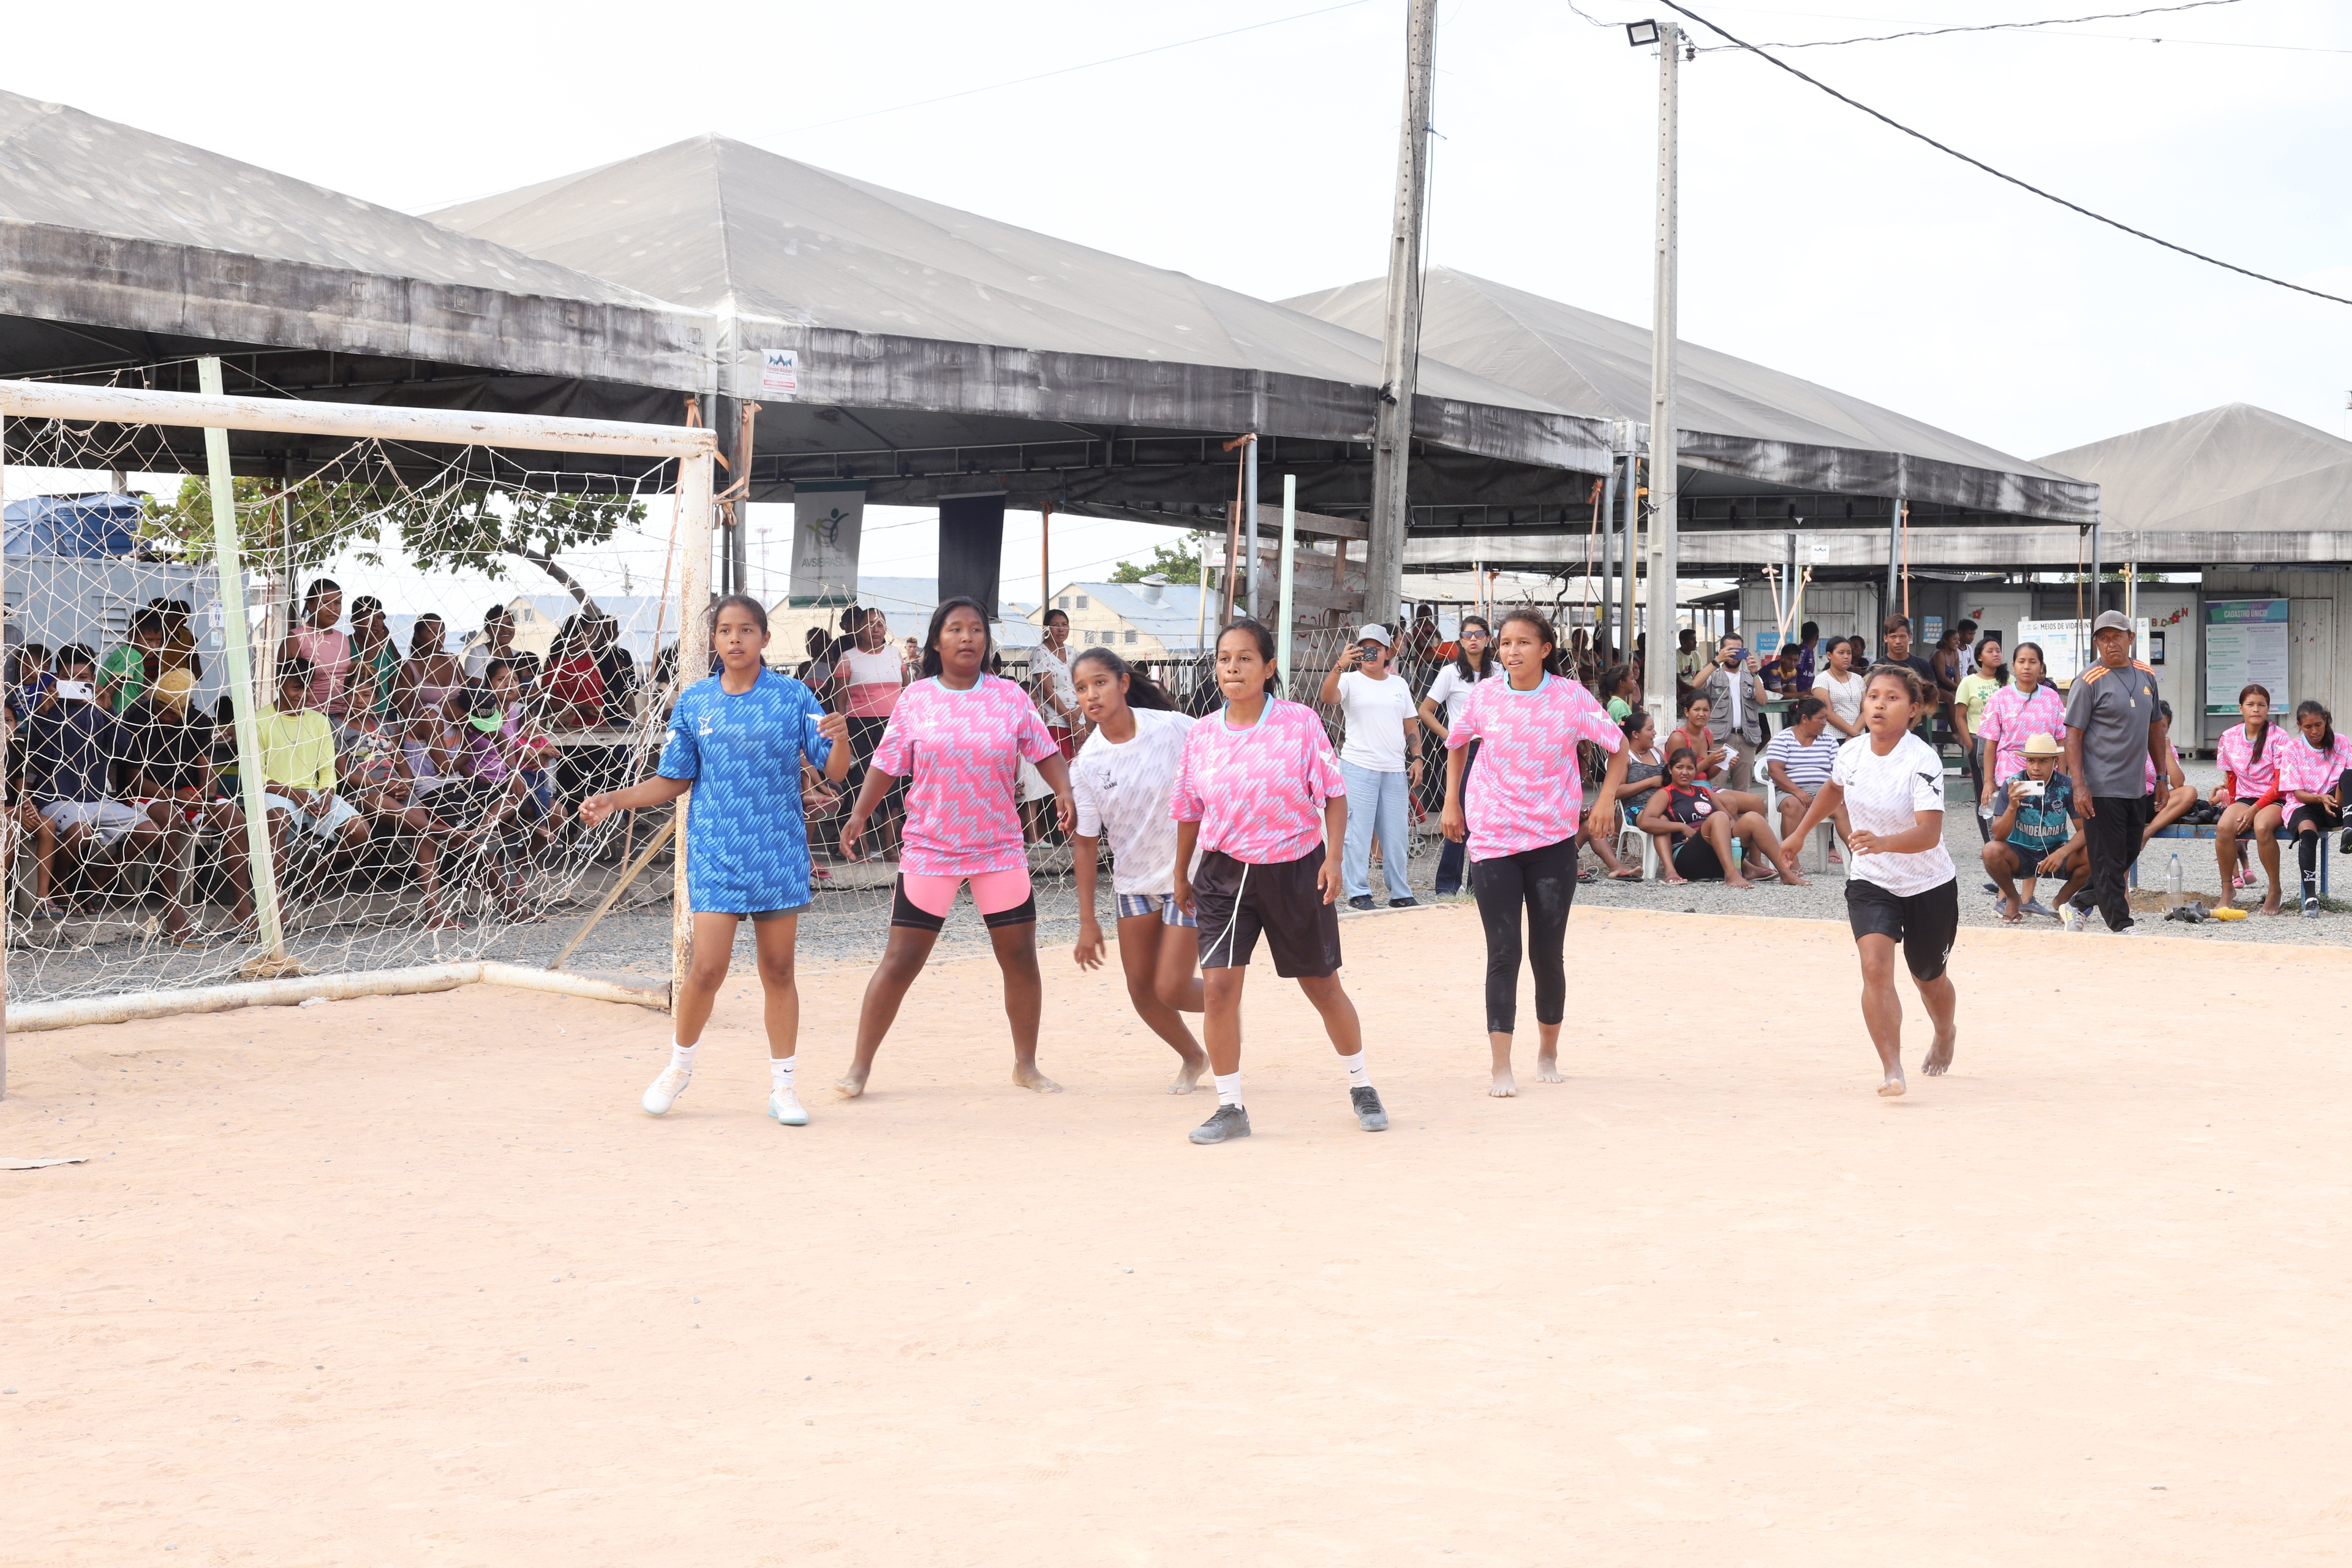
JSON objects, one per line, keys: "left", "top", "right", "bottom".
{"left": 1672, "top": 835, "right": 1724, "bottom": 881}
{"left": 2290, "top": 801, "right": 2342, "bottom": 837}
{"left": 1845, "top": 876, "right": 1958, "bottom": 982}
{"left": 1193, "top": 845, "right": 1342, "bottom": 978}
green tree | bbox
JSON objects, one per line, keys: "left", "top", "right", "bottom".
{"left": 1111, "top": 533, "right": 1207, "bottom": 584}
{"left": 139, "top": 477, "right": 644, "bottom": 612}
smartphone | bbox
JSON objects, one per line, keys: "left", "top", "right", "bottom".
{"left": 1356, "top": 640, "right": 1381, "bottom": 662}
{"left": 2016, "top": 780, "right": 2045, "bottom": 799}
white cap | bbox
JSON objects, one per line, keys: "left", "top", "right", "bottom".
{"left": 1357, "top": 623, "right": 1391, "bottom": 646}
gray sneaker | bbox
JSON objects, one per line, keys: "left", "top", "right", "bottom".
{"left": 2020, "top": 898, "right": 2056, "bottom": 919}
{"left": 1351, "top": 1085, "right": 1389, "bottom": 1132}
{"left": 2304, "top": 897, "right": 2323, "bottom": 919}
{"left": 1188, "top": 1104, "right": 1251, "bottom": 1144}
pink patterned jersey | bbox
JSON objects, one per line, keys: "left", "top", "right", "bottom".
{"left": 1445, "top": 673, "right": 1624, "bottom": 859}
{"left": 2143, "top": 739, "right": 2182, "bottom": 793}
{"left": 870, "top": 674, "right": 1060, "bottom": 876}
{"left": 1976, "top": 682, "right": 2065, "bottom": 783}
{"left": 2275, "top": 731, "right": 2352, "bottom": 797}
{"left": 2215, "top": 722, "right": 2283, "bottom": 799}
{"left": 1169, "top": 698, "right": 1346, "bottom": 865}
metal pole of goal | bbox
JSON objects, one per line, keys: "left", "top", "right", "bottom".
{"left": 669, "top": 445, "right": 716, "bottom": 1006}
{"left": 198, "top": 357, "right": 293, "bottom": 972}
{"left": 1277, "top": 473, "right": 1297, "bottom": 694}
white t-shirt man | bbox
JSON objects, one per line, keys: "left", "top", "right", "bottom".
{"left": 1422, "top": 661, "right": 1493, "bottom": 728}
{"left": 1069, "top": 707, "right": 1197, "bottom": 895}
{"left": 1829, "top": 731, "right": 1957, "bottom": 895}
{"left": 1337, "top": 668, "right": 1417, "bottom": 772}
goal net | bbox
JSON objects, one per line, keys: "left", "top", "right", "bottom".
{"left": 1, "top": 370, "right": 715, "bottom": 1008}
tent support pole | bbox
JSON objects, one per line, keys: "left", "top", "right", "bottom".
{"left": 1278, "top": 475, "right": 1297, "bottom": 692}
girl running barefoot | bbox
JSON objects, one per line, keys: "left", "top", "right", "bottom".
{"left": 1777, "top": 665, "right": 1958, "bottom": 1097}
{"left": 1068, "top": 649, "right": 1210, "bottom": 1091}
{"left": 1170, "top": 619, "right": 1382, "bottom": 1145}
{"left": 1440, "top": 608, "right": 1632, "bottom": 1096}
{"left": 578, "top": 595, "right": 851, "bottom": 1125}
{"left": 835, "top": 597, "right": 1074, "bottom": 1098}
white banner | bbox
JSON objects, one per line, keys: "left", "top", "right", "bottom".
{"left": 759, "top": 348, "right": 799, "bottom": 400}
{"left": 2017, "top": 616, "right": 2149, "bottom": 685}
{"left": 789, "top": 483, "right": 864, "bottom": 602}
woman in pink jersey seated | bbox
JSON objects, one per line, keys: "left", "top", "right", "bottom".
{"left": 1441, "top": 608, "right": 1638, "bottom": 1098}
{"left": 1170, "top": 620, "right": 1384, "bottom": 1145}
{"left": 837, "top": 597, "right": 1074, "bottom": 1098}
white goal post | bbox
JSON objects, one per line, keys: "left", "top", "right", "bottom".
{"left": 0, "top": 366, "right": 718, "bottom": 1096}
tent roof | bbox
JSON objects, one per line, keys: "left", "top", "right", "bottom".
{"left": 1284, "top": 268, "right": 2095, "bottom": 525}
{"left": 2035, "top": 403, "right": 2352, "bottom": 535}
{"left": 0, "top": 92, "right": 709, "bottom": 393}
{"left": 428, "top": 137, "right": 1610, "bottom": 486}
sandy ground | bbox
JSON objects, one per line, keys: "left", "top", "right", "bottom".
{"left": 4, "top": 903, "right": 2348, "bottom": 1566}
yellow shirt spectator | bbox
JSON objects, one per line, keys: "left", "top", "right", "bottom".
{"left": 254, "top": 706, "right": 337, "bottom": 791}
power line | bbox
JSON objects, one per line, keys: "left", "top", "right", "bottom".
{"left": 1693, "top": 0, "right": 2247, "bottom": 51}
{"left": 784, "top": 1, "right": 1376, "bottom": 134}
{"left": 1655, "top": 0, "right": 2352, "bottom": 307}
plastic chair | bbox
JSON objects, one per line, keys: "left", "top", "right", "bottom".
{"left": 1615, "top": 809, "right": 1656, "bottom": 881}
{"left": 1755, "top": 752, "right": 1835, "bottom": 873}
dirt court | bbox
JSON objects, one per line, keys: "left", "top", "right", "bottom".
{"left": 4, "top": 903, "right": 2347, "bottom": 1565}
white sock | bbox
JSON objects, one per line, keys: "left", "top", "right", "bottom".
{"left": 669, "top": 1041, "right": 697, "bottom": 1074}
{"left": 1215, "top": 1072, "right": 1243, "bottom": 1107}
{"left": 771, "top": 1057, "right": 796, "bottom": 1093}
{"left": 1338, "top": 1050, "right": 1370, "bottom": 1089}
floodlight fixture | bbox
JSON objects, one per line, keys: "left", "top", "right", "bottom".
{"left": 1625, "top": 19, "right": 1660, "bottom": 47}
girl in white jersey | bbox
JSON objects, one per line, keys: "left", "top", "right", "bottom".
{"left": 1777, "top": 664, "right": 1959, "bottom": 1098}
{"left": 1067, "top": 647, "right": 1208, "bottom": 1091}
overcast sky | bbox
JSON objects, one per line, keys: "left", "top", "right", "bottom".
{"left": 13, "top": 0, "right": 2350, "bottom": 593}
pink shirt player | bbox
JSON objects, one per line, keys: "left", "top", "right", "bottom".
{"left": 2215, "top": 722, "right": 2283, "bottom": 801}
{"left": 2275, "top": 730, "right": 2352, "bottom": 799}
{"left": 1975, "top": 681, "right": 2065, "bottom": 785}
{"left": 1444, "top": 672, "right": 1624, "bottom": 860}
{"left": 870, "top": 673, "right": 1060, "bottom": 876}
{"left": 1169, "top": 698, "right": 1346, "bottom": 865}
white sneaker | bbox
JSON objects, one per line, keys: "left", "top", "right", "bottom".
{"left": 2060, "top": 903, "right": 2082, "bottom": 933}
{"left": 768, "top": 1085, "right": 809, "bottom": 1126}
{"left": 641, "top": 1063, "right": 692, "bottom": 1115}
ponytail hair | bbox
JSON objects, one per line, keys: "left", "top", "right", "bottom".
{"left": 2295, "top": 698, "right": 2335, "bottom": 753}
{"left": 1864, "top": 661, "right": 1929, "bottom": 712}
{"left": 919, "top": 595, "right": 993, "bottom": 679}
{"left": 1070, "top": 646, "right": 1177, "bottom": 711}
{"left": 1495, "top": 607, "right": 1564, "bottom": 676}
{"left": 1216, "top": 619, "right": 1282, "bottom": 695}
{"left": 1452, "top": 616, "right": 1495, "bottom": 682}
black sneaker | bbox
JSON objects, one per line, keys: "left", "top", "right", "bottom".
{"left": 1188, "top": 1104, "right": 1251, "bottom": 1144}
{"left": 2339, "top": 827, "right": 2351, "bottom": 856}
{"left": 1347, "top": 894, "right": 1376, "bottom": 912}
{"left": 1351, "top": 1085, "right": 1389, "bottom": 1131}
{"left": 1387, "top": 895, "right": 1420, "bottom": 908}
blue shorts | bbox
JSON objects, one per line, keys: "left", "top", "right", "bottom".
{"left": 1115, "top": 891, "right": 1198, "bottom": 928}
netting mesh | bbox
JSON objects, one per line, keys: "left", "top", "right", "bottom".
{"left": 3, "top": 388, "right": 1604, "bottom": 1001}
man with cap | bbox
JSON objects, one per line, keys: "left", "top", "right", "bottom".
{"left": 1319, "top": 622, "right": 1423, "bottom": 910}
{"left": 2062, "top": 611, "right": 2166, "bottom": 933}
{"left": 123, "top": 666, "right": 255, "bottom": 942}
{"left": 1980, "top": 731, "right": 2085, "bottom": 921}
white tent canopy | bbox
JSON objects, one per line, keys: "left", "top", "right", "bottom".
{"left": 1285, "top": 267, "right": 2094, "bottom": 526}
{"left": 2035, "top": 404, "right": 2352, "bottom": 564}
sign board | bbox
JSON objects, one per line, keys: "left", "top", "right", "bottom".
{"left": 788, "top": 482, "right": 864, "bottom": 601}
{"left": 1921, "top": 614, "right": 1943, "bottom": 647}
{"left": 2016, "top": 616, "right": 2150, "bottom": 685}
{"left": 2203, "top": 598, "right": 2289, "bottom": 716}
{"left": 759, "top": 348, "right": 799, "bottom": 400}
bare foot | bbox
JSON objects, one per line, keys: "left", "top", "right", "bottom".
{"left": 1660, "top": 873, "right": 1689, "bottom": 886}
{"left": 1923, "top": 1027, "right": 1956, "bottom": 1076}
{"left": 1535, "top": 1054, "right": 1564, "bottom": 1084}
{"left": 1167, "top": 1053, "right": 1208, "bottom": 1095}
{"left": 1877, "top": 1068, "right": 1907, "bottom": 1098}
{"left": 1777, "top": 864, "right": 1811, "bottom": 887}
{"left": 1013, "top": 1061, "right": 1064, "bottom": 1094}
{"left": 2261, "top": 892, "right": 2283, "bottom": 916}
{"left": 834, "top": 1065, "right": 870, "bottom": 1099}
{"left": 1489, "top": 1068, "right": 1518, "bottom": 1098}
{"left": 1726, "top": 875, "right": 1757, "bottom": 891}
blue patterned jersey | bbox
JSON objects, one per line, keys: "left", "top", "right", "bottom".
{"left": 658, "top": 668, "right": 833, "bottom": 913}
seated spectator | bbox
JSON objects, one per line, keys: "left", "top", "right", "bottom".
{"left": 1, "top": 699, "right": 60, "bottom": 919}
{"left": 340, "top": 674, "right": 455, "bottom": 930}
{"left": 286, "top": 577, "right": 354, "bottom": 719}
{"left": 1669, "top": 692, "right": 1769, "bottom": 818}
{"left": 395, "top": 614, "right": 464, "bottom": 722}
{"left": 1761, "top": 644, "right": 1805, "bottom": 709}
{"left": 1598, "top": 663, "right": 1640, "bottom": 724}
{"left": 97, "top": 610, "right": 165, "bottom": 714}
{"left": 589, "top": 615, "right": 640, "bottom": 725}
{"left": 255, "top": 655, "right": 370, "bottom": 897}
{"left": 23, "top": 646, "right": 162, "bottom": 908}
{"left": 10, "top": 643, "right": 54, "bottom": 723}
{"left": 1587, "top": 705, "right": 1660, "bottom": 881}
{"left": 149, "top": 598, "right": 199, "bottom": 676}
{"left": 347, "top": 595, "right": 402, "bottom": 727}
{"left": 2141, "top": 699, "right": 2199, "bottom": 848}
{"left": 121, "top": 667, "right": 252, "bottom": 942}
{"left": 544, "top": 617, "right": 607, "bottom": 728}
{"left": 1765, "top": 696, "right": 1844, "bottom": 847}
{"left": 1981, "top": 733, "right": 2085, "bottom": 921}
{"left": 1636, "top": 745, "right": 1793, "bottom": 889}
{"left": 2279, "top": 698, "right": 2352, "bottom": 916}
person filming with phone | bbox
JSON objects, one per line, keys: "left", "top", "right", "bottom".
{"left": 1697, "top": 631, "right": 1768, "bottom": 791}
{"left": 1320, "top": 622, "right": 1422, "bottom": 911}
{"left": 1980, "top": 732, "right": 2085, "bottom": 922}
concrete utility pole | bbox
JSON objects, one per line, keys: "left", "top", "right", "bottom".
{"left": 1367, "top": 0, "right": 1438, "bottom": 632}
{"left": 1643, "top": 20, "right": 1683, "bottom": 724}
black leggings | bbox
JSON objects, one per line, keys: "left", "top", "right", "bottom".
{"left": 1471, "top": 835, "right": 1578, "bottom": 1035}
{"left": 2290, "top": 766, "right": 2352, "bottom": 889}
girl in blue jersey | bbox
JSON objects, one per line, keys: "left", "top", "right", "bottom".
{"left": 580, "top": 595, "right": 851, "bottom": 1125}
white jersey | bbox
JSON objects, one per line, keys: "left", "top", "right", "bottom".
{"left": 1071, "top": 707, "right": 1196, "bottom": 895}
{"left": 1830, "top": 730, "right": 1957, "bottom": 896}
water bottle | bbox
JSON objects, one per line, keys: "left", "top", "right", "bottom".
{"left": 2165, "top": 853, "right": 2184, "bottom": 913}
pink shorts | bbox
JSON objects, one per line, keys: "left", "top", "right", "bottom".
{"left": 890, "top": 867, "right": 1036, "bottom": 932}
